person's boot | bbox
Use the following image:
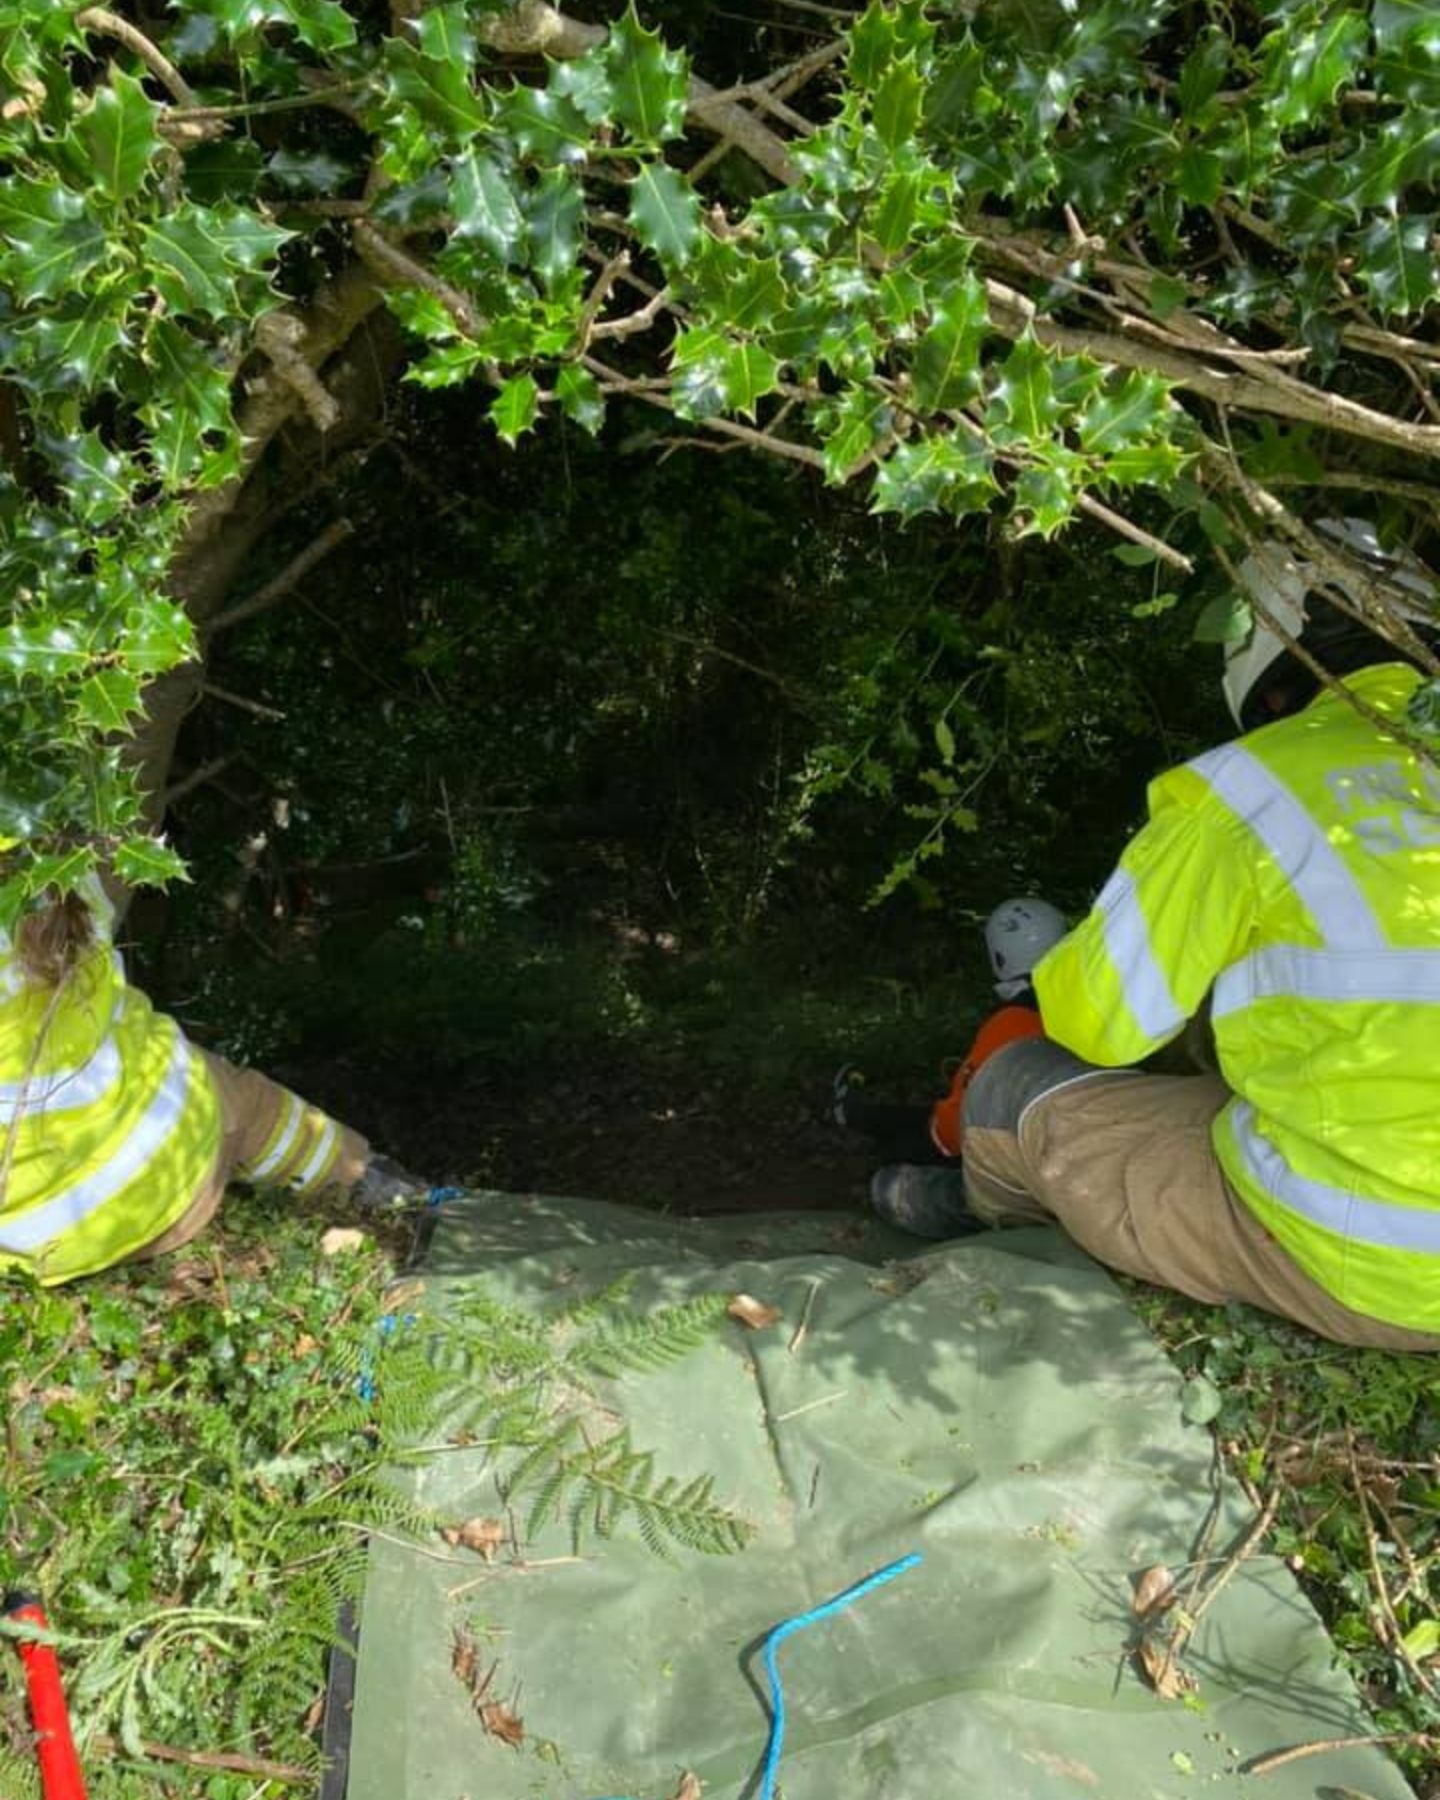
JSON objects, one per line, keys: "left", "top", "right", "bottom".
{"left": 869, "top": 1164, "right": 987, "bottom": 1240}
{"left": 349, "top": 1153, "right": 431, "bottom": 1214}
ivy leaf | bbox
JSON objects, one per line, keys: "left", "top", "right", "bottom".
{"left": 76, "top": 67, "right": 159, "bottom": 202}
{"left": 629, "top": 163, "right": 701, "bottom": 268}
{"left": 1354, "top": 211, "right": 1439, "bottom": 316}
{"left": 1078, "top": 370, "right": 1173, "bottom": 452}
{"left": 909, "top": 272, "right": 988, "bottom": 409}
{"left": 872, "top": 54, "right": 924, "bottom": 151}
{"left": 112, "top": 836, "right": 189, "bottom": 888}
{"left": 490, "top": 372, "right": 540, "bottom": 446}
{"left": 524, "top": 170, "right": 583, "bottom": 292}
{"left": 1193, "top": 592, "right": 1252, "bottom": 645}
{"left": 604, "top": 3, "right": 689, "bottom": 145}
{"left": 75, "top": 668, "right": 143, "bottom": 731}
{"left": 555, "top": 363, "right": 604, "bottom": 434}
{"left": 985, "top": 335, "right": 1063, "bottom": 446}
{"left": 450, "top": 152, "right": 525, "bottom": 265}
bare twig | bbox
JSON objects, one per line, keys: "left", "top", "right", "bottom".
{"left": 254, "top": 312, "right": 342, "bottom": 432}
{"left": 208, "top": 519, "right": 356, "bottom": 635}
{"left": 76, "top": 8, "right": 196, "bottom": 105}
{"left": 1073, "top": 494, "right": 1194, "bottom": 572}
{"left": 1246, "top": 1730, "right": 1440, "bottom": 1776}
{"left": 164, "top": 755, "right": 239, "bottom": 807}
{"left": 201, "top": 683, "right": 286, "bottom": 722}
{"left": 788, "top": 1279, "right": 822, "bottom": 1353}
{"left": 352, "top": 220, "right": 484, "bottom": 341}
{"left": 591, "top": 285, "right": 674, "bottom": 342}
{"left": 89, "top": 1735, "right": 312, "bottom": 1784}
{"left": 576, "top": 252, "right": 631, "bottom": 350}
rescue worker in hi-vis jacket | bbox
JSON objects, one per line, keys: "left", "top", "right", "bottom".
{"left": 871, "top": 519, "right": 1440, "bottom": 1351}
{"left": 0, "top": 873, "right": 425, "bottom": 1285}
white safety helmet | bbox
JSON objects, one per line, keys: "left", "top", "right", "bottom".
{"left": 984, "top": 897, "right": 1067, "bottom": 999}
{"left": 1223, "top": 517, "right": 1438, "bottom": 731}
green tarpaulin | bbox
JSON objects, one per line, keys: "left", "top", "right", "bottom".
{"left": 337, "top": 1194, "right": 1414, "bottom": 1800}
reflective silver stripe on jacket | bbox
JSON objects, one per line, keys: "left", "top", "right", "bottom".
{"left": 244, "top": 1091, "right": 303, "bottom": 1181}
{"left": 0, "top": 1029, "right": 194, "bottom": 1255}
{"left": 1215, "top": 946, "right": 1440, "bottom": 1017}
{"left": 1231, "top": 1101, "right": 1440, "bottom": 1254}
{"left": 1190, "top": 745, "right": 1385, "bottom": 949}
{"left": 0, "top": 1034, "right": 123, "bottom": 1121}
{"left": 292, "top": 1115, "right": 339, "bottom": 1192}
{"left": 1096, "top": 866, "right": 1185, "bottom": 1040}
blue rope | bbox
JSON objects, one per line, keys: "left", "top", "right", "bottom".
{"left": 757, "top": 1552, "right": 922, "bottom": 1800}
{"left": 586, "top": 1551, "right": 921, "bottom": 1800}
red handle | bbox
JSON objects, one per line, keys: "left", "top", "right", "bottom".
{"left": 4, "top": 1596, "right": 88, "bottom": 1800}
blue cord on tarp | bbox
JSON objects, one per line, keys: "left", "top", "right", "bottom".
{"left": 588, "top": 1550, "right": 923, "bottom": 1800}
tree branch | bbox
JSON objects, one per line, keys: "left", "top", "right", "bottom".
{"left": 351, "top": 220, "right": 483, "bottom": 339}
{"left": 207, "top": 519, "right": 356, "bottom": 636}
{"left": 75, "top": 7, "right": 196, "bottom": 105}
{"left": 253, "top": 311, "right": 342, "bottom": 433}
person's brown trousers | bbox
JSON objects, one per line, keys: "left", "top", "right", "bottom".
{"left": 963, "top": 1061, "right": 1440, "bottom": 1353}
{"left": 136, "top": 1051, "right": 370, "bottom": 1259}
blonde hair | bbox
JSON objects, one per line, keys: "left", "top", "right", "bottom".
{"left": 16, "top": 891, "right": 94, "bottom": 987}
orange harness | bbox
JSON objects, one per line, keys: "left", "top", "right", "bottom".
{"left": 928, "top": 1004, "right": 1047, "bottom": 1157}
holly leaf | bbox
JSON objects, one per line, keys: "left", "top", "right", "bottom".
{"left": 870, "top": 436, "right": 995, "bottom": 521}
{"left": 39, "top": 429, "right": 134, "bottom": 524}
{"left": 450, "top": 151, "right": 525, "bottom": 265}
{"left": 555, "top": 363, "right": 604, "bottom": 434}
{"left": 498, "top": 85, "right": 591, "bottom": 167}
{"left": 1174, "top": 144, "right": 1221, "bottom": 208}
{"left": 722, "top": 343, "right": 779, "bottom": 419}
{"left": 629, "top": 163, "right": 701, "bottom": 268}
{"left": 142, "top": 204, "right": 288, "bottom": 319}
{"left": 524, "top": 170, "right": 583, "bottom": 292}
{"left": 267, "top": 147, "right": 354, "bottom": 194}
{"left": 985, "top": 335, "right": 1063, "bottom": 446}
{"left": 604, "top": 3, "right": 689, "bottom": 145}
{"left": 17, "top": 295, "right": 129, "bottom": 393}
{"left": 550, "top": 51, "right": 615, "bottom": 127}
{"left": 1354, "top": 210, "right": 1439, "bottom": 316}
{"left": 0, "top": 620, "right": 90, "bottom": 679}
{"left": 141, "top": 320, "right": 236, "bottom": 486}
{"left": 872, "top": 53, "right": 924, "bottom": 151}
{"left": 819, "top": 387, "right": 890, "bottom": 483}
{"left": 112, "top": 836, "right": 189, "bottom": 888}
{"left": 417, "top": 1, "right": 475, "bottom": 67}
{"left": 490, "top": 372, "right": 540, "bottom": 445}
{"left": 386, "top": 38, "right": 488, "bottom": 141}
{"left": 670, "top": 325, "right": 730, "bottom": 421}
{"left": 0, "top": 180, "right": 108, "bottom": 304}
{"left": 870, "top": 170, "right": 919, "bottom": 258}
{"left": 1078, "top": 371, "right": 1173, "bottom": 453}
{"left": 1261, "top": 7, "right": 1368, "bottom": 129}
{"left": 75, "top": 668, "right": 143, "bottom": 731}
{"left": 909, "top": 272, "right": 988, "bottom": 410}
{"left": 76, "top": 67, "right": 160, "bottom": 202}
{"left": 119, "top": 598, "right": 194, "bottom": 674}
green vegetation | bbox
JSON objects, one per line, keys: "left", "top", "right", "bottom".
{"left": 1, "top": 0, "right": 1438, "bottom": 1793}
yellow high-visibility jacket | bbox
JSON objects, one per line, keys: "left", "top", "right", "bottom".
{"left": 0, "top": 880, "right": 220, "bottom": 1284}
{"left": 1035, "top": 664, "right": 1440, "bottom": 1332}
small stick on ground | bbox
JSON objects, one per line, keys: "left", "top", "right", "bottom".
{"left": 89, "top": 1735, "right": 313, "bottom": 1783}
{"left": 788, "top": 1279, "right": 821, "bottom": 1354}
{"left": 1246, "top": 1729, "right": 1440, "bottom": 1776}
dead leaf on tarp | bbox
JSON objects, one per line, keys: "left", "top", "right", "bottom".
{"left": 669, "top": 1774, "right": 703, "bottom": 1800}
{"left": 727, "top": 1294, "right": 782, "bottom": 1329}
{"left": 441, "top": 1517, "right": 507, "bottom": 1561}
{"left": 319, "top": 1226, "right": 367, "bottom": 1257}
{"left": 1136, "top": 1634, "right": 1195, "bottom": 1700}
{"left": 1131, "top": 1564, "right": 1177, "bottom": 1619}
{"left": 479, "top": 1700, "right": 525, "bottom": 1749}
{"left": 452, "top": 1626, "right": 479, "bottom": 1689}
